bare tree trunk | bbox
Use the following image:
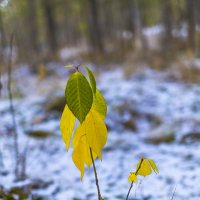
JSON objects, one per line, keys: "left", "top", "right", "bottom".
{"left": 196, "top": 0, "right": 200, "bottom": 55}
{"left": 0, "top": 9, "right": 6, "bottom": 48}
{"left": 125, "top": 0, "right": 136, "bottom": 36}
{"left": 42, "top": 0, "right": 57, "bottom": 55}
{"left": 186, "top": 0, "right": 196, "bottom": 51}
{"left": 0, "top": 8, "right": 6, "bottom": 66}
{"left": 26, "top": 0, "right": 41, "bottom": 70}
{"left": 27, "top": 0, "right": 39, "bottom": 55}
{"left": 118, "top": 0, "right": 136, "bottom": 52}
{"left": 162, "top": 0, "right": 173, "bottom": 50}
{"left": 87, "top": 0, "right": 103, "bottom": 53}
{"left": 0, "top": 9, "right": 3, "bottom": 95}
{"left": 133, "top": 0, "right": 148, "bottom": 53}
{"left": 161, "top": 0, "right": 174, "bottom": 67}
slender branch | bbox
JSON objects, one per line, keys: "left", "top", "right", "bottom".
{"left": 126, "top": 181, "right": 133, "bottom": 200}
{"left": 89, "top": 147, "right": 102, "bottom": 200}
{"left": 126, "top": 158, "right": 144, "bottom": 200}
{"left": 7, "top": 33, "right": 19, "bottom": 180}
{"left": 0, "top": 70, "right": 2, "bottom": 97}
{"left": 171, "top": 185, "right": 177, "bottom": 200}
{"left": 0, "top": 143, "right": 4, "bottom": 169}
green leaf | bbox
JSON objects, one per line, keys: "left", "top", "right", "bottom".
{"left": 84, "top": 66, "right": 96, "bottom": 94}
{"left": 60, "top": 105, "right": 76, "bottom": 150}
{"left": 64, "top": 64, "right": 73, "bottom": 68}
{"left": 92, "top": 89, "right": 107, "bottom": 119}
{"left": 147, "top": 159, "right": 159, "bottom": 174}
{"left": 65, "top": 72, "right": 93, "bottom": 123}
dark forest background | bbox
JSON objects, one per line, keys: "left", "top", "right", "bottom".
{"left": 0, "top": 0, "right": 200, "bottom": 72}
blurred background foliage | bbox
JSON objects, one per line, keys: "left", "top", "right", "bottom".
{"left": 0, "top": 0, "right": 200, "bottom": 73}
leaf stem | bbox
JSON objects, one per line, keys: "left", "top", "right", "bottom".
{"left": 89, "top": 147, "right": 102, "bottom": 200}
{"left": 126, "top": 158, "right": 144, "bottom": 200}
{"left": 126, "top": 182, "right": 133, "bottom": 200}
{"left": 74, "top": 64, "right": 81, "bottom": 72}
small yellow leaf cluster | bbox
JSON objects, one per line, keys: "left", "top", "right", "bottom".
{"left": 128, "top": 157, "right": 159, "bottom": 182}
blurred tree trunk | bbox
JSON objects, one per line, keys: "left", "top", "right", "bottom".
{"left": 27, "top": 0, "right": 39, "bottom": 57}
{"left": 161, "top": 0, "right": 174, "bottom": 66}
{"left": 0, "top": 9, "right": 6, "bottom": 48}
{"left": 134, "top": 0, "right": 148, "bottom": 52}
{"left": 0, "top": 9, "right": 6, "bottom": 66}
{"left": 122, "top": 0, "right": 139, "bottom": 45}
{"left": 125, "top": 0, "right": 136, "bottom": 36}
{"left": 186, "top": 0, "right": 196, "bottom": 51}
{"left": 87, "top": 0, "right": 103, "bottom": 53}
{"left": 162, "top": 0, "right": 173, "bottom": 50}
{"left": 42, "top": 0, "right": 57, "bottom": 55}
{"left": 196, "top": 0, "right": 200, "bottom": 55}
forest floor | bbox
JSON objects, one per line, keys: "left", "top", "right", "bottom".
{"left": 0, "top": 64, "right": 200, "bottom": 200}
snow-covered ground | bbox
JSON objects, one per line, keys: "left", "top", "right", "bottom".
{"left": 0, "top": 67, "right": 200, "bottom": 200}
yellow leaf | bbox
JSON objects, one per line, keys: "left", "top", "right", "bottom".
{"left": 73, "top": 124, "right": 97, "bottom": 167}
{"left": 128, "top": 172, "right": 138, "bottom": 182}
{"left": 147, "top": 159, "right": 159, "bottom": 174}
{"left": 84, "top": 110, "right": 108, "bottom": 159}
{"left": 60, "top": 105, "right": 76, "bottom": 150}
{"left": 72, "top": 141, "right": 85, "bottom": 179}
{"left": 72, "top": 124, "right": 84, "bottom": 147}
{"left": 136, "top": 158, "right": 152, "bottom": 177}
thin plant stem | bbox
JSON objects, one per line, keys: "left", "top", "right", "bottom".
{"left": 126, "top": 181, "right": 133, "bottom": 200}
{"left": 171, "top": 185, "right": 177, "bottom": 200}
{"left": 7, "top": 33, "right": 19, "bottom": 180}
{"left": 0, "top": 70, "right": 2, "bottom": 97}
{"left": 126, "top": 158, "right": 144, "bottom": 200}
{"left": 89, "top": 147, "right": 102, "bottom": 200}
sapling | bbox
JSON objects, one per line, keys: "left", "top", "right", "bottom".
{"left": 7, "top": 33, "right": 20, "bottom": 180}
{"left": 126, "top": 157, "right": 159, "bottom": 200}
{"left": 60, "top": 65, "right": 158, "bottom": 200}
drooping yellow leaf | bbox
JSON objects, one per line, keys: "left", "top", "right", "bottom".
{"left": 72, "top": 124, "right": 84, "bottom": 147}
{"left": 136, "top": 158, "right": 152, "bottom": 177}
{"left": 147, "top": 159, "right": 159, "bottom": 174}
{"left": 60, "top": 105, "right": 76, "bottom": 150}
{"left": 128, "top": 172, "right": 138, "bottom": 182}
{"left": 73, "top": 124, "right": 97, "bottom": 167}
{"left": 84, "top": 110, "right": 108, "bottom": 159}
{"left": 72, "top": 141, "right": 85, "bottom": 179}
